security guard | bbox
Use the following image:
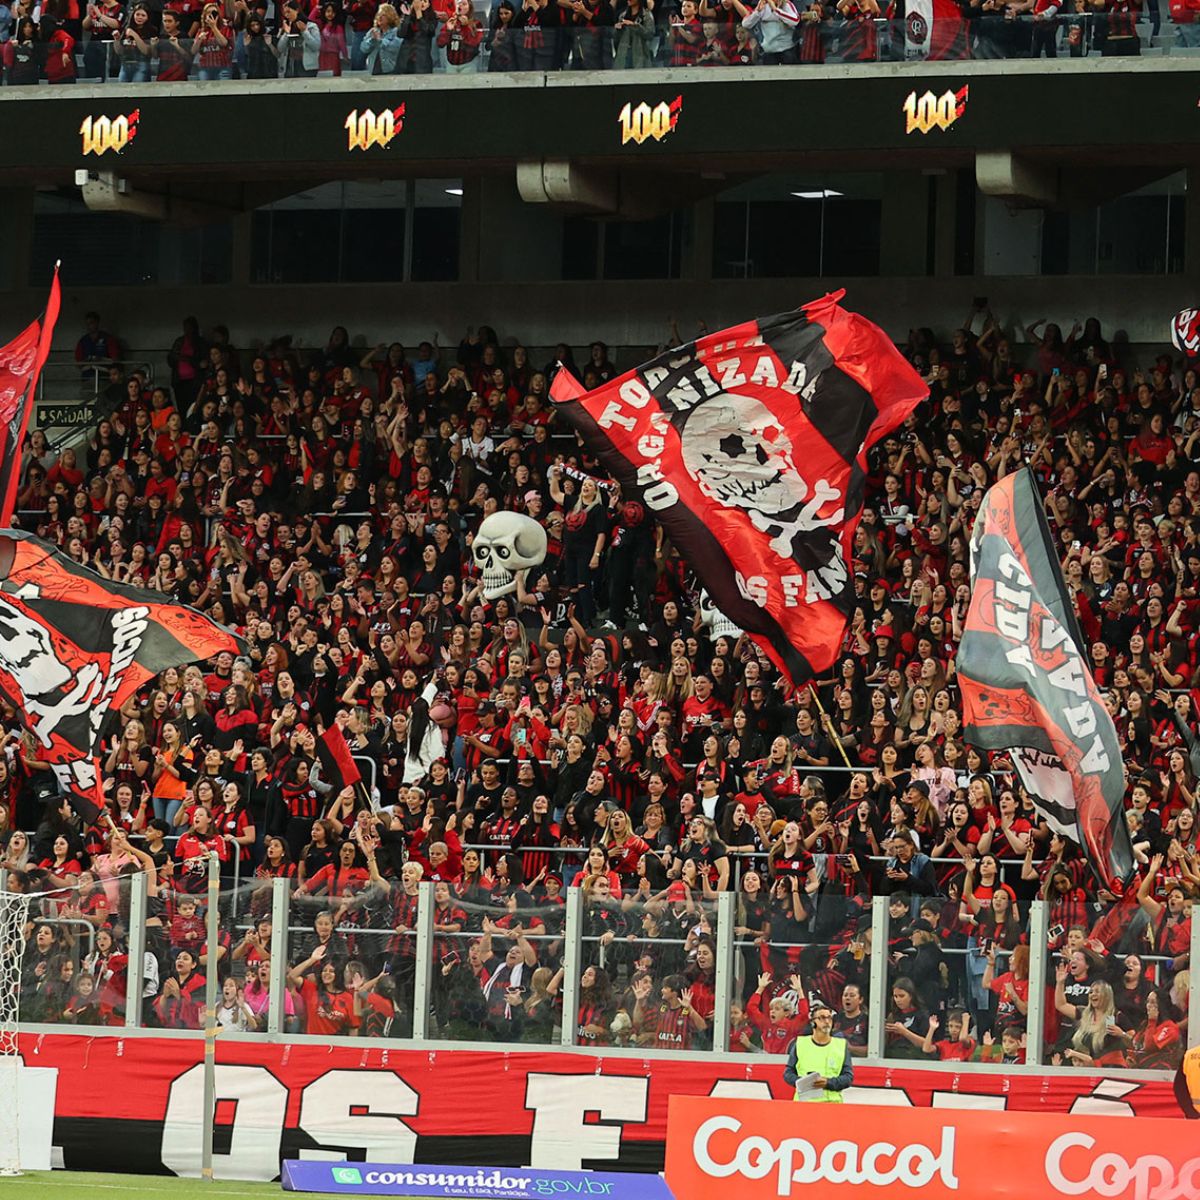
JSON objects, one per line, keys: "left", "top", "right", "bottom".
{"left": 1176, "top": 1043, "right": 1200, "bottom": 1118}
{"left": 783, "top": 1003, "right": 854, "bottom": 1102}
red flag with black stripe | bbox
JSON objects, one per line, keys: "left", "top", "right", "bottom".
{"left": 317, "top": 725, "right": 362, "bottom": 793}
{"left": 0, "top": 529, "right": 243, "bottom": 824}
{"left": 0, "top": 266, "right": 61, "bottom": 526}
{"left": 549, "top": 291, "right": 926, "bottom": 685}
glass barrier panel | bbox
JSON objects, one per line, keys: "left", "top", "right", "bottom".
{"left": 426, "top": 888, "right": 564, "bottom": 1045}
{"left": 220, "top": 879, "right": 271, "bottom": 1034}
{"left": 20, "top": 870, "right": 130, "bottom": 1028}
{"left": 1043, "top": 890, "right": 1185, "bottom": 1072}
{"left": 573, "top": 883, "right": 721, "bottom": 1054}
{"left": 5, "top": 6, "right": 1186, "bottom": 91}
{"left": 287, "top": 860, "right": 397, "bottom": 1038}
{"left": 746, "top": 862, "right": 871, "bottom": 1060}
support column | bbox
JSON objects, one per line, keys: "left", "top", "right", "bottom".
{"left": 879, "top": 173, "right": 931, "bottom": 278}
{"left": 230, "top": 211, "right": 253, "bottom": 288}
{"left": 1185, "top": 165, "right": 1200, "bottom": 283}
{"left": 474, "top": 174, "right": 565, "bottom": 283}
{"left": 1025, "top": 900, "right": 1049, "bottom": 1066}
{"left": 866, "top": 895, "right": 888, "bottom": 1060}
{"left": 933, "top": 172, "right": 958, "bottom": 278}
{"left": 0, "top": 190, "right": 34, "bottom": 294}
{"left": 712, "top": 891, "right": 735, "bottom": 1055}
{"left": 124, "top": 872, "right": 148, "bottom": 1028}
{"left": 683, "top": 196, "right": 714, "bottom": 282}
{"left": 559, "top": 886, "right": 583, "bottom": 1048}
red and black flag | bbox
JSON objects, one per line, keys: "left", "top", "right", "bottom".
{"left": 0, "top": 529, "right": 242, "bottom": 823}
{"left": 549, "top": 290, "right": 926, "bottom": 684}
{"left": 317, "top": 724, "right": 363, "bottom": 794}
{"left": 959, "top": 468, "right": 1134, "bottom": 891}
{"left": 0, "top": 266, "right": 61, "bottom": 526}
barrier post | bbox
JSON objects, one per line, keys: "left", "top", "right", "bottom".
{"left": 866, "top": 893, "right": 888, "bottom": 1060}
{"left": 559, "top": 885, "right": 583, "bottom": 1047}
{"left": 124, "top": 869, "right": 148, "bottom": 1028}
{"left": 1025, "top": 899, "right": 1048, "bottom": 1066}
{"left": 1190, "top": 909, "right": 1200, "bottom": 1049}
{"left": 201, "top": 853, "right": 220, "bottom": 1181}
{"left": 411, "top": 881, "right": 434, "bottom": 1042}
{"left": 712, "top": 891, "right": 735, "bottom": 1056}
{"left": 267, "top": 878, "right": 290, "bottom": 1036}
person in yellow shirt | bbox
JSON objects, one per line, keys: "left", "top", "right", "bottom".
{"left": 783, "top": 1004, "right": 854, "bottom": 1102}
{"left": 1175, "top": 1043, "right": 1200, "bottom": 1118}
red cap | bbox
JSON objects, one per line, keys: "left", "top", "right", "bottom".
{"left": 667, "top": 881, "right": 688, "bottom": 901}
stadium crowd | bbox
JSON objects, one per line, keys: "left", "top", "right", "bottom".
{"left": 1, "top": 304, "right": 1197, "bottom": 1069}
{"left": 0, "top": 0, "right": 1186, "bottom": 84}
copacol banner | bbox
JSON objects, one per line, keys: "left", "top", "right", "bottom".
{"left": 665, "top": 1096, "right": 1200, "bottom": 1200}
{"left": 282, "top": 1161, "right": 674, "bottom": 1199}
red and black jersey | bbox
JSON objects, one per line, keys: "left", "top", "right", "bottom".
{"left": 388, "top": 889, "right": 421, "bottom": 958}
{"left": 577, "top": 999, "right": 612, "bottom": 1045}
{"left": 647, "top": 1002, "right": 695, "bottom": 1049}
{"left": 432, "top": 902, "right": 467, "bottom": 961}
{"left": 464, "top": 725, "right": 510, "bottom": 773}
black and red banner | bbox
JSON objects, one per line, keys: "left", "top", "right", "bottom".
{"left": 0, "top": 529, "right": 242, "bottom": 819}
{"left": 549, "top": 291, "right": 926, "bottom": 684}
{"left": 959, "top": 469, "right": 1134, "bottom": 890}
{"left": 16, "top": 1032, "right": 1182, "bottom": 1182}
{"left": 0, "top": 266, "right": 61, "bottom": 526}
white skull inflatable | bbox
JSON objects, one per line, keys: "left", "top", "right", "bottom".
{"left": 680, "top": 393, "right": 844, "bottom": 559}
{"left": 472, "top": 512, "right": 548, "bottom": 601}
{"left": 697, "top": 589, "right": 742, "bottom": 644}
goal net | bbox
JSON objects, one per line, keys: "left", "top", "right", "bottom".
{"left": 0, "top": 884, "right": 31, "bottom": 1176}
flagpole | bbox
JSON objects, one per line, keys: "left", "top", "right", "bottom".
{"left": 809, "top": 683, "right": 853, "bottom": 771}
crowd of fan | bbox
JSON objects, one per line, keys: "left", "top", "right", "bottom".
{"left": 0, "top": 0, "right": 1186, "bottom": 84}
{"left": 0, "top": 304, "right": 1196, "bottom": 1068}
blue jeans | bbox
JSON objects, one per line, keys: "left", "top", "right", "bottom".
{"left": 154, "top": 795, "right": 183, "bottom": 829}
{"left": 197, "top": 65, "right": 231, "bottom": 80}
{"left": 119, "top": 61, "right": 149, "bottom": 81}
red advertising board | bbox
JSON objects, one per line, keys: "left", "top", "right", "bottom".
{"left": 665, "top": 1096, "right": 1200, "bottom": 1200}
{"left": 16, "top": 1033, "right": 1185, "bottom": 1181}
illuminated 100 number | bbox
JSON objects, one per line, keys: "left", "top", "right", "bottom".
{"left": 618, "top": 101, "right": 675, "bottom": 146}
{"left": 80, "top": 114, "right": 133, "bottom": 157}
{"left": 902, "top": 89, "right": 965, "bottom": 135}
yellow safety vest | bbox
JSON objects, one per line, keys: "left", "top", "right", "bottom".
{"left": 1180, "top": 1045, "right": 1200, "bottom": 1116}
{"left": 792, "top": 1035, "right": 848, "bottom": 1103}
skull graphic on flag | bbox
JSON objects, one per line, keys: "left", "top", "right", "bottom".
{"left": 680, "top": 393, "right": 844, "bottom": 561}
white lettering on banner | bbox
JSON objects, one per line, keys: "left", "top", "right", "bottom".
{"left": 1044, "top": 1133, "right": 1200, "bottom": 1200}
{"left": 984, "top": 547, "right": 1111, "bottom": 776}
{"left": 297, "top": 1071, "right": 418, "bottom": 1163}
{"left": 90, "top": 604, "right": 149, "bottom": 741}
{"left": 691, "top": 1115, "right": 960, "bottom": 1196}
{"left": 525, "top": 1073, "right": 648, "bottom": 1171}
{"left": 161, "top": 1064, "right": 287, "bottom": 1181}
{"left": 363, "top": 1170, "right": 534, "bottom": 1189}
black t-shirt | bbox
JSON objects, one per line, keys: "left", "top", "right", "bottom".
{"left": 679, "top": 837, "right": 729, "bottom": 885}
{"left": 1062, "top": 972, "right": 1094, "bottom": 1016}
{"left": 835, "top": 1010, "right": 868, "bottom": 1048}
{"left": 563, "top": 504, "right": 605, "bottom": 555}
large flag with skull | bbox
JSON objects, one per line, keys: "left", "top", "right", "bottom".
{"left": 0, "top": 529, "right": 242, "bottom": 821}
{"left": 549, "top": 291, "right": 927, "bottom": 684}
{"left": 958, "top": 468, "right": 1134, "bottom": 890}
